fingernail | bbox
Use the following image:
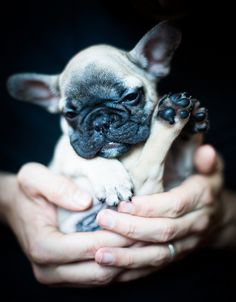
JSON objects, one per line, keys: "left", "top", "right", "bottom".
{"left": 97, "top": 211, "right": 115, "bottom": 229}
{"left": 72, "top": 191, "right": 91, "bottom": 208}
{"left": 119, "top": 202, "right": 134, "bottom": 213}
{"left": 99, "top": 252, "right": 114, "bottom": 265}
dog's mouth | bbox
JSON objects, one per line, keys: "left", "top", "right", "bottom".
{"left": 69, "top": 109, "right": 152, "bottom": 159}
{"left": 102, "top": 142, "right": 122, "bottom": 149}
{"left": 69, "top": 120, "right": 152, "bottom": 159}
{"left": 98, "top": 142, "right": 130, "bottom": 158}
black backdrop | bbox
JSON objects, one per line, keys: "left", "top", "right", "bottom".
{"left": 0, "top": 1, "right": 236, "bottom": 301}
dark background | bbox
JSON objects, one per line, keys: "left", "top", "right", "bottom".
{"left": 0, "top": 0, "right": 236, "bottom": 301}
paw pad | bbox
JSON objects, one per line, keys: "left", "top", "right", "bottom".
{"left": 157, "top": 92, "right": 193, "bottom": 125}
{"left": 157, "top": 92, "right": 209, "bottom": 134}
{"left": 170, "top": 93, "right": 191, "bottom": 107}
{"left": 158, "top": 107, "right": 176, "bottom": 124}
{"left": 189, "top": 107, "right": 209, "bottom": 133}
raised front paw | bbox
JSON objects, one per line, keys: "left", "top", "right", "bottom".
{"left": 157, "top": 92, "right": 209, "bottom": 133}
{"left": 157, "top": 92, "right": 194, "bottom": 125}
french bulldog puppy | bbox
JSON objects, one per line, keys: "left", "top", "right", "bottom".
{"left": 7, "top": 22, "right": 209, "bottom": 233}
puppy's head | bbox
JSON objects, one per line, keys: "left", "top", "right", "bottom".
{"left": 7, "top": 21, "right": 181, "bottom": 159}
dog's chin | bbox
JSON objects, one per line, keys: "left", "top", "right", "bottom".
{"left": 98, "top": 142, "right": 130, "bottom": 158}
{"left": 71, "top": 140, "right": 131, "bottom": 159}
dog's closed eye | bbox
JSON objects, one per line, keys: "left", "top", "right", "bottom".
{"left": 121, "top": 87, "right": 144, "bottom": 105}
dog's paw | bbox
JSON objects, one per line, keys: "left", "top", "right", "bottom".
{"left": 157, "top": 92, "right": 209, "bottom": 134}
{"left": 157, "top": 92, "right": 194, "bottom": 125}
{"left": 187, "top": 102, "right": 209, "bottom": 133}
{"left": 88, "top": 161, "right": 134, "bottom": 207}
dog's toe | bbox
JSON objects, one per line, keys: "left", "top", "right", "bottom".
{"left": 104, "top": 185, "right": 133, "bottom": 207}
{"left": 117, "top": 186, "right": 133, "bottom": 202}
{"left": 170, "top": 92, "right": 191, "bottom": 108}
{"left": 158, "top": 107, "right": 176, "bottom": 124}
{"left": 187, "top": 104, "right": 209, "bottom": 134}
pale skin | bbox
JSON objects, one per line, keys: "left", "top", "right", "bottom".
{"left": 95, "top": 145, "right": 236, "bottom": 281}
{"left": 0, "top": 145, "right": 236, "bottom": 286}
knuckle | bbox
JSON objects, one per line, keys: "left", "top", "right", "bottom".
{"left": 33, "top": 266, "right": 51, "bottom": 285}
{"left": 171, "top": 198, "right": 186, "bottom": 217}
{"left": 204, "top": 189, "right": 214, "bottom": 205}
{"left": 95, "top": 268, "right": 114, "bottom": 285}
{"left": 53, "top": 176, "right": 79, "bottom": 202}
{"left": 89, "top": 238, "right": 103, "bottom": 257}
{"left": 28, "top": 240, "right": 51, "bottom": 265}
{"left": 151, "top": 248, "right": 167, "bottom": 267}
{"left": 121, "top": 253, "right": 134, "bottom": 268}
{"left": 125, "top": 222, "right": 138, "bottom": 239}
{"left": 186, "top": 237, "right": 199, "bottom": 251}
{"left": 17, "top": 163, "right": 40, "bottom": 183}
{"left": 160, "top": 222, "right": 176, "bottom": 242}
{"left": 53, "top": 179, "right": 71, "bottom": 198}
{"left": 87, "top": 244, "right": 99, "bottom": 257}
{"left": 132, "top": 197, "right": 156, "bottom": 217}
{"left": 195, "top": 215, "right": 210, "bottom": 233}
{"left": 143, "top": 204, "right": 156, "bottom": 217}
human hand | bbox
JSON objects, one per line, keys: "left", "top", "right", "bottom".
{"left": 95, "top": 145, "right": 224, "bottom": 281}
{"left": 4, "top": 163, "right": 134, "bottom": 287}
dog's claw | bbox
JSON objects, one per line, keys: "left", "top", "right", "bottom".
{"left": 99, "top": 198, "right": 106, "bottom": 204}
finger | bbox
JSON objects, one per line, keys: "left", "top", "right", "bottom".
{"left": 96, "top": 245, "right": 169, "bottom": 268}
{"left": 193, "top": 144, "right": 224, "bottom": 195}
{"left": 194, "top": 144, "right": 217, "bottom": 174}
{"left": 97, "top": 208, "right": 212, "bottom": 242}
{"left": 119, "top": 168, "right": 220, "bottom": 219}
{"left": 33, "top": 261, "right": 122, "bottom": 286}
{"left": 116, "top": 268, "right": 157, "bottom": 282}
{"left": 119, "top": 146, "right": 223, "bottom": 219}
{"left": 96, "top": 236, "right": 200, "bottom": 269}
{"left": 18, "top": 162, "right": 92, "bottom": 211}
{"left": 29, "top": 228, "right": 133, "bottom": 265}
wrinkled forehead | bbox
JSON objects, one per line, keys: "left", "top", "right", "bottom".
{"left": 60, "top": 45, "right": 143, "bottom": 100}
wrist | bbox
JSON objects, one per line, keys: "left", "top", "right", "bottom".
{"left": 0, "top": 173, "right": 18, "bottom": 225}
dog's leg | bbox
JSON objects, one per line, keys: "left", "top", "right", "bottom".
{"left": 128, "top": 92, "right": 208, "bottom": 195}
{"left": 163, "top": 96, "right": 209, "bottom": 189}
{"left": 163, "top": 134, "right": 203, "bottom": 190}
{"left": 164, "top": 135, "right": 223, "bottom": 197}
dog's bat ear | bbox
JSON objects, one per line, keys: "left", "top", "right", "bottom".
{"left": 129, "top": 21, "right": 181, "bottom": 78}
{"left": 7, "top": 73, "right": 60, "bottom": 113}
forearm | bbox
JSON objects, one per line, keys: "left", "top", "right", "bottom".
{"left": 0, "top": 172, "right": 17, "bottom": 224}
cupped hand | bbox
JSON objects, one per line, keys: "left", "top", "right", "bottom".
{"left": 5, "top": 163, "right": 134, "bottom": 287}
{"left": 95, "top": 145, "right": 224, "bottom": 281}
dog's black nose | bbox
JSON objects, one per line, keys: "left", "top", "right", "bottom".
{"left": 93, "top": 114, "right": 110, "bottom": 132}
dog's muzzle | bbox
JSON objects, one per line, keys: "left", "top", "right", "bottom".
{"left": 64, "top": 104, "right": 151, "bottom": 159}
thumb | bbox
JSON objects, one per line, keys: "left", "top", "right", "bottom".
{"left": 193, "top": 144, "right": 217, "bottom": 174}
{"left": 17, "top": 163, "right": 92, "bottom": 211}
